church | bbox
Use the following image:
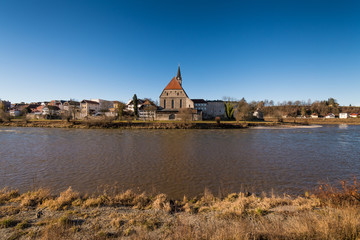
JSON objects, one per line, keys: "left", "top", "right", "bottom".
{"left": 156, "top": 66, "right": 202, "bottom": 121}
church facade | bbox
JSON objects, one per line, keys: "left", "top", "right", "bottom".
{"left": 156, "top": 66, "right": 201, "bottom": 121}
{"left": 159, "top": 66, "right": 194, "bottom": 110}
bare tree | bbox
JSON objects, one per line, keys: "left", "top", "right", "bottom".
{"left": 178, "top": 108, "right": 193, "bottom": 123}
{"left": 116, "top": 102, "right": 126, "bottom": 120}
{"left": 235, "top": 98, "right": 253, "bottom": 121}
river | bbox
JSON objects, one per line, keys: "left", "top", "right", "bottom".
{"left": 0, "top": 125, "right": 359, "bottom": 199}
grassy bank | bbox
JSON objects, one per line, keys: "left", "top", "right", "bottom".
{"left": 0, "top": 119, "right": 281, "bottom": 129}
{"left": 266, "top": 117, "right": 360, "bottom": 125}
{"left": 1, "top": 117, "right": 360, "bottom": 130}
{"left": 1, "top": 181, "right": 360, "bottom": 239}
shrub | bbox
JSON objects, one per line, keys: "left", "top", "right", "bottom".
{"left": 215, "top": 117, "right": 221, "bottom": 125}
{"left": 315, "top": 178, "right": 360, "bottom": 206}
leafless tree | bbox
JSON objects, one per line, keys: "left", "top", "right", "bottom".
{"left": 178, "top": 108, "right": 193, "bottom": 123}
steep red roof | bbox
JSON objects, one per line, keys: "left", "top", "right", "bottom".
{"left": 164, "top": 77, "right": 183, "bottom": 90}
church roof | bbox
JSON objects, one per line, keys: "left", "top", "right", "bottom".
{"left": 164, "top": 77, "right": 183, "bottom": 90}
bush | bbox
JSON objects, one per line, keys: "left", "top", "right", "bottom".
{"left": 0, "top": 110, "right": 11, "bottom": 122}
{"left": 215, "top": 117, "right": 221, "bottom": 124}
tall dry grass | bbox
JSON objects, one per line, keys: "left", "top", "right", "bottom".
{"left": 1, "top": 181, "right": 360, "bottom": 239}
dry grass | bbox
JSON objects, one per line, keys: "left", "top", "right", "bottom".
{"left": 0, "top": 188, "right": 19, "bottom": 204}
{"left": 0, "top": 183, "right": 360, "bottom": 239}
{"left": 315, "top": 178, "right": 360, "bottom": 206}
{"left": 19, "top": 188, "right": 51, "bottom": 207}
{"left": 43, "top": 187, "right": 80, "bottom": 210}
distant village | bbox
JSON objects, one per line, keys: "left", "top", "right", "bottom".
{"left": 0, "top": 66, "right": 227, "bottom": 122}
{"left": 1, "top": 66, "right": 360, "bottom": 122}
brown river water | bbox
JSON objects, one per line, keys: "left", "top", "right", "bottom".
{"left": 0, "top": 125, "right": 359, "bottom": 199}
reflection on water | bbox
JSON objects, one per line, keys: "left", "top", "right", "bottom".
{"left": 0, "top": 126, "right": 360, "bottom": 199}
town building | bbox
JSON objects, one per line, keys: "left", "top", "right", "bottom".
{"left": 126, "top": 99, "right": 145, "bottom": 113}
{"left": 139, "top": 99, "right": 157, "bottom": 120}
{"left": 49, "top": 100, "right": 67, "bottom": 110}
{"left": 339, "top": 113, "right": 349, "bottom": 119}
{"left": 205, "top": 100, "right": 226, "bottom": 119}
{"left": 253, "top": 108, "right": 264, "bottom": 120}
{"left": 9, "top": 109, "right": 21, "bottom": 117}
{"left": 311, "top": 113, "right": 319, "bottom": 119}
{"left": 90, "top": 99, "right": 114, "bottom": 113}
{"left": 192, "top": 99, "right": 207, "bottom": 112}
{"left": 325, "top": 113, "right": 336, "bottom": 119}
{"left": 156, "top": 66, "right": 201, "bottom": 121}
{"left": 80, "top": 100, "right": 100, "bottom": 118}
{"left": 159, "top": 66, "right": 194, "bottom": 110}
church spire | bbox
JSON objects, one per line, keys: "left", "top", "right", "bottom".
{"left": 176, "top": 65, "right": 182, "bottom": 86}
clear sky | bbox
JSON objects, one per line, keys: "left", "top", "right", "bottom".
{"left": 0, "top": 0, "right": 359, "bottom": 105}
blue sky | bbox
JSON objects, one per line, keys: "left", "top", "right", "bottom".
{"left": 0, "top": 0, "right": 359, "bottom": 105}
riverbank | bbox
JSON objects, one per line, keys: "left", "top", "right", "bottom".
{"left": 1, "top": 118, "right": 359, "bottom": 130}
{"left": 266, "top": 117, "right": 360, "bottom": 125}
{"left": 0, "top": 119, "right": 282, "bottom": 129}
{"left": 1, "top": 182, "right": 359, "bottom": 240}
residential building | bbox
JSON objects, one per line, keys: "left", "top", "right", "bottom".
{"left": 91, "top": 99, "right": 114, "bottom": 112}
{"left": 80, "top": 100, "right": 100, "bottom": 118}
{"left": 139, "top": 99, "right": 157, "bottom": 120}
{"left": 205, "top": 100, "right": 226, "bottom": 119}
{"left": 325, "top": 113, "right": 336, "bottom": 119}
{"left": 253, "top": 108, "right": 264, "bottom": 120}
{"left": 42, "top": 105, "right": 60, "bottom": 117}
{"left": 49, "top": 100, "right": 66, "bottom": 110}
{"left": 9, "top": 109, "right": 21, "bottom": 117}
{"left": 192, "top": 99, "right": 207, "bottom": 112}
{"left": 126, "top": 99, "right": 145, "bottom": 113}
{"left": 311, "top": 113, "right": 319, "bottom": 118}
{"left": 339, "top": 113, "right": 349, "bottom": 119}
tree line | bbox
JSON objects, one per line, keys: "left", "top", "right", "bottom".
{"left": 224, "top": 98, "right": 360, "bottom": 120}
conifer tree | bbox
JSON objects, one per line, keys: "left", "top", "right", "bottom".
{"left": 133, "top": 94, "right": 138, "bottom": 117}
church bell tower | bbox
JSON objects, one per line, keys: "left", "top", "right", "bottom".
{"left": 176, "top": 65, "right": 182, "bottom": 86}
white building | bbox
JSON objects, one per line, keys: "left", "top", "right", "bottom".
{"left": 311, "top": 113, "right": 319, "bottom": 119}
{"left": 80, "top": 100, "right": 100, "bottom": 118}
{"left": 90, "top": 99, "right": 114, "bottom": 112}
{"left": 126, "top": 99, "right": 145, "bottom": 113}
{"left": 339, "top": 113, "right": 349, "bottom": 119}
{"left": 325, "top": 113, "right": 336, "bottom": 119}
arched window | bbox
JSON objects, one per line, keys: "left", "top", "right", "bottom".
{"left": 171, "top": 100, "right": 174, "bottom": 108}
{"left": 180, "top": 99, "right": 182, "bottom": 108}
